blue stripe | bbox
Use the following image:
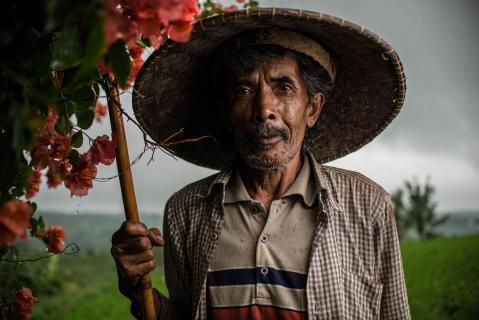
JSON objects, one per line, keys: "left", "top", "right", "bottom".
{"left": 207, "top": 268, "right": 256, "bottom": 286}
{"left": 207, "top": 267, "right": 306, "bottom": 289}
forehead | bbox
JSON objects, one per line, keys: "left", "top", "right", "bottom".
{"left": 229, "top": 53, "right": 302, "bottom": 81}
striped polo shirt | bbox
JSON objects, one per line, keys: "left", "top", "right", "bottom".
{"left": 207, "top": 157, "right": 318, "bottom": 320}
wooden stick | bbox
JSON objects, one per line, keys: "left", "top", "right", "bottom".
{"left": 103, "top": 74, "right": 157, "bottom": 320}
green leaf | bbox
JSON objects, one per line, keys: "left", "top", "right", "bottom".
{"left": 68, "top": 149, "right": 80, "bottom": 165}
{"left": 108, "top": 39, "right": 131, "bottom": 87}
{"left": 30, "top": 217, "right": 38, "bottom": 235}
{"left": 55, "top": 114, "right": 73, "bottom": 135}
{"left": 75, "top": 13, "right": 105, "bottom": 81}
{"left": 38, "top": 215, "right": 46, "bottom": 232}
{"left": 76, "top": 109, "right": 94, "bottom": 129}
{"left": 73, "top": 85, "right": 96, "bottom": 112}
{"left": 71, "top": 131, "right": 83, "bottom": 148}
{"left": 29, "top": 201, "right": 38, "bottom": 213}
{"left": 51, "top": 22, "right": 83, "bottom": 69}
{"left": 65, "top": 100, "right": 78, "bottom": 117}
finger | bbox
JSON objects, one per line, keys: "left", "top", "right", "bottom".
{"left": 114, "top": 237, "right": 152, "bottom": 254}
{"left": 121, "top": 260, "right": 156, "bottom": 280}
{"left": 148, "top": 228, "right": 164, "bottom": 247}
{"left": 116, "top": 249, "right": 155, "bottom": 266}
{"left": 112, "top": 221, "right": 148, "bottom": 244}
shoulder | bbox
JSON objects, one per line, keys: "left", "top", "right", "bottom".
{"left": 316, "top": 164, "right": 392, "bottom": 222}
{"left": 319, "top": 165, "right": 389, "bottom": 197}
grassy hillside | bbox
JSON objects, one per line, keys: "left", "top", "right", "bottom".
{"left": 402, "top": 235, "right": 479, "bottom": 319}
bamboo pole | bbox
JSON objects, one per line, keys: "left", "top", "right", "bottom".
{"left": 103, "top": 74, "right": 157, "bottom": 320}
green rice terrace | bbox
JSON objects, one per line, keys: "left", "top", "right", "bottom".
{"left": 1, "top": 212, "right": 478, "bottom": 319}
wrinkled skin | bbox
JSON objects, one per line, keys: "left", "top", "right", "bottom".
{"left": 111, "top": 53, "right": 325, "bottom": 310}
{"left": 225, "top": 53, "right": 323, "bottom": 171}
{"left": 111, "top": 221, "right": 163, "bottom": 305}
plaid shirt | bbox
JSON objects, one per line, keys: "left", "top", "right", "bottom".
{"left": 156, "top": 152, "right": 410, "bottom": 320}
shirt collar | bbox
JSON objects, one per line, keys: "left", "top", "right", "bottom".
{"left": 223, "top": 154, "right": 317, "bottom": 208}
{"left": 198, "top": 151, "right": 343, "bottom": 213}
{"left": 281, "top": 155, "right": 317, "bottom": 207}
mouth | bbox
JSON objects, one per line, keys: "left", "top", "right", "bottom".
{"left": 255, "top": 135, "right": 282, "bottom": 148}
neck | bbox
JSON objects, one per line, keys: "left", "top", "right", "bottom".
{"left": 240, "top": 152, "right": 303, "bottom": 211}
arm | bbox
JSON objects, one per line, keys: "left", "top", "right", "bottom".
{"left": 379, "top": 197, "right": 411, "bottom": 319}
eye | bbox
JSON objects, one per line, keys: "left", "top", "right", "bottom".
{"left": 235, "top": 86, "right": 253, "bottom": 97}
{"left": 277, "top": 83, "right": 293, "bottom": 93}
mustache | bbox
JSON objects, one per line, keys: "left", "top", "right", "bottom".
{"left": 244, "top": 124, "right": 290, "bottom": 143}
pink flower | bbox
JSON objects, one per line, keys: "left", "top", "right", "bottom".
{"left": 90, "top": 135, "right": 116, "bottom": 165}
{"left": 46, "top": 159, "right": 71, "bottom": 189}
{"left": 63, "top": 152, "right": 98, "bottom": 197}
{"left": 13, "top": 287, "right": 38, "bottom": 320}
{"left": 0, "top": 200, "right": 32, "bottom": 247}
{"left": 45, "top": 225, "right": 66, "bottom": 253}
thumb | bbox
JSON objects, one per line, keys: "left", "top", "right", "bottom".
{"left": 148, "top": 228, "right": 164, "bottom": 247}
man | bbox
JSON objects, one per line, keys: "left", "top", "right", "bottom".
{"left": 111, "top": 8, "right": 410, "bottom": 320}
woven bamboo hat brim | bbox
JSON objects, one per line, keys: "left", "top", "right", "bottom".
{"left": 133, "top": 8, "right": 406, "bottom": 170}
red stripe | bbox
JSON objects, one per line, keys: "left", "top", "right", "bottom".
{"left": 208, "top": 305, "right": 307, "bottom": 320}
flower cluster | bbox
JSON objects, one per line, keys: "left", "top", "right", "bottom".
{"left": 29, "top": 107, "right": 116, "bottom": 198}
{"left": 34, "top": 225, "right": 66, "bottom": 254}
{"left": 101, "top": 0, "right": 201, "bottom": 88}
{"left": 0, "top": 198, "right": 67, "bottom": 253}
{"left": 103, "top": 0, "right": 201, "bottom": 48}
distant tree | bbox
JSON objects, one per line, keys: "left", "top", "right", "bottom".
{"left": 391, "top": 189, "right": 408, "bottom": 240}
{"left": 392, "top": 178, "right": 448, "bottom": 240}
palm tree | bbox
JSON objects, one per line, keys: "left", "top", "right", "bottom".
{"left": 391, "top": 189, "right": 407, "bottom": 240}
{"left": 392, "top": 178, "right": 448, "bottom": 240}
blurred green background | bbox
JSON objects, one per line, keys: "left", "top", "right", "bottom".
{"left": 1, "top": 212, "right": 478, "bottom": 319}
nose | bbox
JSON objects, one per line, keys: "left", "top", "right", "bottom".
{"left": 253, "top": 86, "right": 276, "bottom": 123}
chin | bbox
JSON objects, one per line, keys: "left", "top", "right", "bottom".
{"left": 242, "top": 148, "right": 295, "bottom": 170}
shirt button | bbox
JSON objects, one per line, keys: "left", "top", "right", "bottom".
{"left": 250, "top": 205, "right": 259, "bottom": 214}
{"left": 260, "top": 267, "right": 268, "bottom": 276}
{"left": 260, "top": 234, "right": 269, "bottom": 243}
{"left": 210, "top": 232, "right": 218, "bottom": 241}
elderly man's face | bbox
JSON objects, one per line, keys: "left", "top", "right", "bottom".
{"left": 225, "top": 53, "right": 323, "bottom": 170}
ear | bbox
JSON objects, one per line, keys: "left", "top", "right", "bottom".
{"left": 306, "top": 92, "right": 325, "bottom": 128}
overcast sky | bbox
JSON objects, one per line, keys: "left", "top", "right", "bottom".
{"left": 35, "top": 0, "right": 479, "bottom": 216}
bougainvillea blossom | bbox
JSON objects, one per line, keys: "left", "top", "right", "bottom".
{"left": 46, "top": 159, "right": 71, "bottom": 189}
{"left": 63, "top": 152, "right": 98, "bottom": 196}
{"left": 90, "top": 135, "right": 116, "bottom": 166}
{"left": 12, "top": 287, "right": 38, "bottom": 320}
{"left": 45, "top": 225, "right": 66, "bottom": 254}
{"left": 103, "top": 0, "right": 201, "bottom": 60}
{"left": 0, "top": 200, "right": 32, "bottom": 246}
